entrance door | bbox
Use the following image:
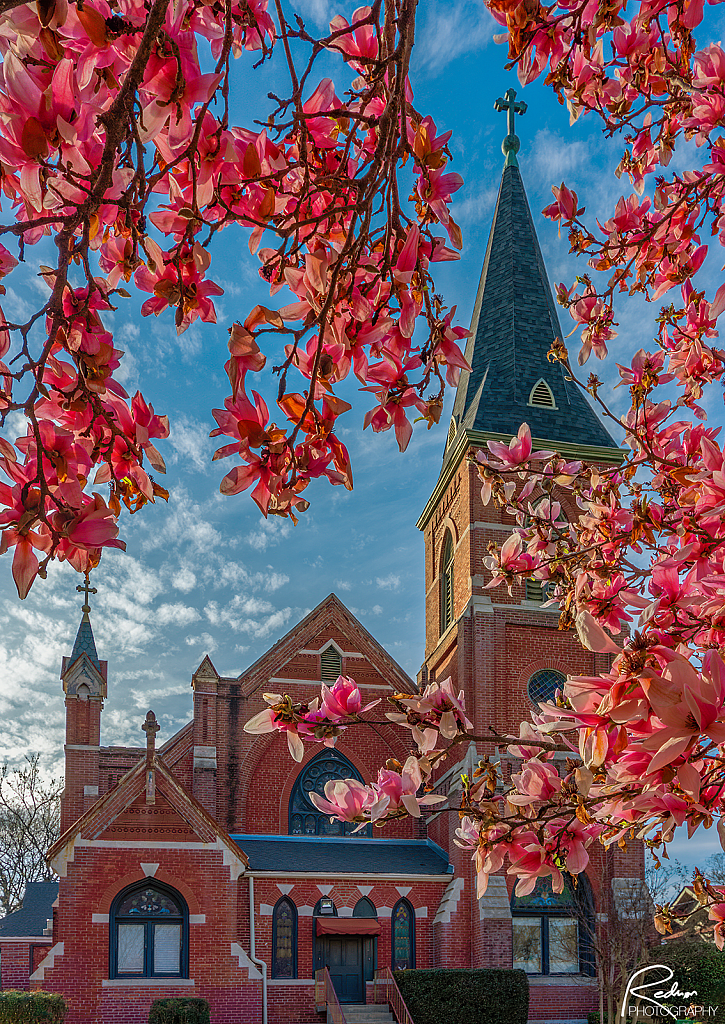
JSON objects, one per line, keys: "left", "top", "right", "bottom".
{"left": 323, "top": 936, "right": 363, "bottom": 1003}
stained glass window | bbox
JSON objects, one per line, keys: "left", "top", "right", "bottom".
{"left": 392, "top": 899, "right": 414, "bottom": 971}
{"left": 289, "top": 749, "right": 372, "bottom": 838}
{"left": 111, "top": 883, "right": 187, "bottom": 979}
{"left": 272, "top": 898, "right": 297, "bottom": 979}
{"left": 527, "top": 669, "right": 566, "bottom": 707}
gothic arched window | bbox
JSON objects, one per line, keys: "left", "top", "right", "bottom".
{"left": 511, "top": 875, "right": 594, "bottom": 976}
{"left": 272, "top": 897, "right": 297, "bottom": 978}
{"left": 391, "top": 899, "right": 415, "bottom": 971}
{"left": 440, "top": 532, "right": 454, "bottom": 634}
{"left": 527, "top": 669, "right": 566, "bottom": 707}
{"left": 353, "top": 897, "right": 377, "bottom": 918}
{"left": 110, "top": 881, "right": 188, "bottom": 979}
{"left": 289, "top": 749, "right": 372, "bottom": 838}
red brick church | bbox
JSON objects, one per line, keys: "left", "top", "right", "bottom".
{"left": 0, "top": 106, "right": 644, "bottom": 1023}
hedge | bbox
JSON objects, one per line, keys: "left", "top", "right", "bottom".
{"left": 0, "top": 992, "right": 66, "bottom": 1024}
{"left": 394, "top": 968, "right": 529, "bottom": 1024}
{"left": 148, "top": 998, "right": 210, "bottom": 1024}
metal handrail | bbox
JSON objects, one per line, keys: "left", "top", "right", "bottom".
{"left": 314, "top": 967, "right": 347, "bottom": 1024}
{"left": 373, "top": 968, "right": 415, "bottom": 1024}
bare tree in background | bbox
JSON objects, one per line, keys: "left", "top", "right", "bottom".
{"left": 0, "top": 756, "right": 62, "bottom": 917}
{"left": 555, "top": 853, "right": 685, "bottom": 1024}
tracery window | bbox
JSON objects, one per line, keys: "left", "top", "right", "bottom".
{"left": 391, "top": 898, "right": 415, "bottom": 971}
{"left": 110, "top": 882, "right": 188, "bottom": 979}
{"left": 289, "top": 749, "right": 372, "bottom": 838}
{"left": 440, "top": 532, "right": 454, "bottom": 633}
{"left": 511, "top": 876, "right": 593, "bottom": 976}
{"left": 527, "top": 669, "right": 566, "bottom": 707}
{"left": 272, "top": 897, "right": 297, "bottom": 978}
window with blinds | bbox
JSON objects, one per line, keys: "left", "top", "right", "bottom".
{"left": 111, "top": 882, "right": 187, "bottom": 979}
{"left": 320, "top": 644, "right": 342, "bottom": 681}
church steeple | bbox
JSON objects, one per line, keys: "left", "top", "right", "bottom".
{"left": 60, "top": 575, "right": 107, "bottom": 832}
{"left": 442, "top": 90, "right": 618, "bottom": 474}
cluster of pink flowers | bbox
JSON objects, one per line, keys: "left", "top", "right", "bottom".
{"left": 0, "top": 0, "right": 469, "bottom": 587}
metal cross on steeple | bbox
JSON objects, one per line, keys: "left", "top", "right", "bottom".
{"left": 494, "top": 88, "right": 528, "bottom": 168}
{"left": 76, "top": 573, "right": 97, "bottom": 614}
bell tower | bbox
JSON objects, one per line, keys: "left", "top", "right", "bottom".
{"left": 418, "top": 94, "right": 642, "bottom": 983}
{"left": 417, "top": 89, "right": 621, "bottom": 738}
{"left": 60, "top": 576, "right": 107, "bottom": 833}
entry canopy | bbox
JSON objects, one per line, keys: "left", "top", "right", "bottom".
{"left": 316, "top": 918, "right": 381, "bottom": 936}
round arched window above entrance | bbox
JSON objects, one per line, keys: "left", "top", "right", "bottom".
{"left": 527, "top": 669, "right": 566, "bottom": 707}
{"left": 289, "top": 749, "right": 372, "bottom": 838}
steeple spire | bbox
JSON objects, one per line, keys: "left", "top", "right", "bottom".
{"left": 444, "top": 94, "right": 618, "bottom": 466}
{"left": 69, "top": 574, "right": 100, "bottom": 670}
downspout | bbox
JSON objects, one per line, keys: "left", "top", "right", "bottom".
{"left": 249, "top": 874, "right": 268, "bottom": 1024}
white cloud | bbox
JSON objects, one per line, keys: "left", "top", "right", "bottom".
{"left": 290, "top": 0, "right": 334, "bottom": 28}
{"left": 185, "top": 632, "right": 218, "bottom": 653}
{"left": 334, "top": 579, "right": 353, "bottom": 591}
{"left": 416, "top": 0, "right": 494, "bottom": 76}
{"left": 376, "top": 573, "right": 400, "bottom": 591}
{"left": 172, "top": 567, "right": 197, "bottom": 593}
{"left": 167, "top": 417, "right": 213, "bottom": 474}
{"left": 246, "top": 518, "right": 293, "bottom": 551}
{"left": 155, "top": 603, "right": 201, "bottom": 627}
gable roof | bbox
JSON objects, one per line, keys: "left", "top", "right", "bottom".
{"left": 46, "top": 751, "right": 247, "bottom": 877}
{"left": 0, "top": 882, "right": 58, "bottom": 938}
{"left": 197, "top": 593, "right": 416, "bottom": 696}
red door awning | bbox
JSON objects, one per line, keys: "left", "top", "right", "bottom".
{"left": 316, "top": 918, "right": 381, "bottom": 936}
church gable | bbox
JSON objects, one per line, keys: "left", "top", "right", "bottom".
{"left": 237, "top": 593, "right": 415, "bottom": 696}
{"left": 94, "top": 790, "right": 199, "bottom": 843}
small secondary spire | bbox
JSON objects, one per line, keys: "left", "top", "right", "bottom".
{"left": 76, "top": 573, "right": 97, "bottom": 614}
{"left": 494, "top": 87, "right": 527, "bottom": 168}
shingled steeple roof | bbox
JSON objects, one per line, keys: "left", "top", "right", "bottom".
{"left": 418, "top": 95, "right": 621, "bottom": 530}
{"left": 446, "top": 161, "right": 617, "bottom": 460}
{"left": 69, "top": 611, "right": 100, "bottom": 671}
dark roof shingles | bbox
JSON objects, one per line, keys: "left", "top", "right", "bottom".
{"left": 448, "top": 164, "right": 617, "bottom": 459}
{"left": 230, "top": 836, "right": 450, "bottom": 875}
{"left": 0, "top": 881, "right": 58, "bottom": 937}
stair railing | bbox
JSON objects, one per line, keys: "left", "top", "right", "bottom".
{"left": 372, "top": 968, "right": 415, "bottom": 1024}
{"left": 314, "top": 967, "right": 347, "bottom": 1024}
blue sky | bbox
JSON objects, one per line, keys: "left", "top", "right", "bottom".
{"left": 0, "top": 0, "right": 723, "bottom": 871}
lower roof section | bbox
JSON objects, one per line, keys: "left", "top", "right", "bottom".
{"left": 229, "top": 835, "right": 452, "bottom": 875}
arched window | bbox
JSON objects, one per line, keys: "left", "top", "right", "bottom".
{"left": 440, "top": 532, "right": 454, "bottom": 634}
{"left": 272, "top": 897, "right": 297, "bottom": 979}
{"left": 320, "top": 644, "right": 342, "bottom": 681}
{"left": 353, "top": 897, "right": 377, "bottom": 918}
{"left": 391, "top": 899, "right": 415, "bottom": 971}
{"left": 289, "top": 749, "right": 372, "bottom": 838}
{"left": 527, "top": 669, "right": 566, "bottom": 707}
{"left": 511, "top": 875, "right": 594, "bottom": 976}
{"left": 110, "top": 881, "right": 188, "bottom": 979}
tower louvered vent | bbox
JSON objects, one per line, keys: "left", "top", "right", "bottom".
{"left": 529, "top": 379, "right": 556, "bottom": 409}
{"left": 446, "top": 419, "right": 457, "bottom": 449}
{"left": 320, "top": 645, "right": 342, "bottom": 681}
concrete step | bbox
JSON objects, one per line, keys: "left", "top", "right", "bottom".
{"left": 341, "top": 1007, "right": 395, "bottom": 1024}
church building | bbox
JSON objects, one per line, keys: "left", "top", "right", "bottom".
{"left": 0, "top": 99, "right": 644, "bottom": 1023}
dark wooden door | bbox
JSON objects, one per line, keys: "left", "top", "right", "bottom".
{"left": 323, "top": 936, "right": 363, "bottom": 1003}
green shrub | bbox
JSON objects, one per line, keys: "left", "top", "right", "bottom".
{"left": 643, "top": 944, "right": 725, "bottom": 1024}
{"left": 0, "top": 991, "right": 66, "bottom": 1024}
{"left": 148, "top": 998, "right": 210, "bottom": 1024}
{"left": 394, "top": 968, "right": 529, "bottom": 1024}
{"left": 587, "top": 1014, "right": 608, "bottom": 1024}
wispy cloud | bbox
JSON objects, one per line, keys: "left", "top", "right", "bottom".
{"left": 167, "top": 416, "right": 214, "bottom": 474}
{"left": 416, "top": 0, "right": 494, "bottom": 76}
{"left": 376, "top": 573, "right": 401, "bottom": 591}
